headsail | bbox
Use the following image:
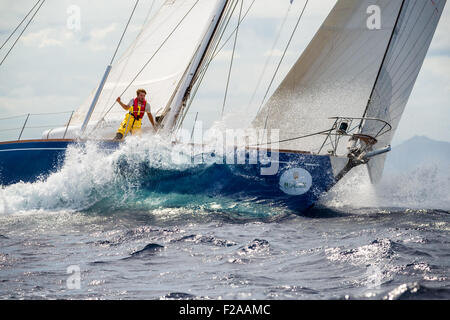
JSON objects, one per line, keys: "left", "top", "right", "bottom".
{"left": 252, "top": 0, "right": 405, "bottom": 154}
{"left": 361, "top": 0, "right": 446, "bottom": 183}
{"left": 70, "top": 0, "right": 225, "bottom": 137}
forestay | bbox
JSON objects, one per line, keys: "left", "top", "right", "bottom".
{"left": 362, "top": 0, "right": 446, "bottom": 183}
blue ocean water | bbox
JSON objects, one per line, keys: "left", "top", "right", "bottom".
{"left": 0, "top": 139, "right": 449, "bottom": 300}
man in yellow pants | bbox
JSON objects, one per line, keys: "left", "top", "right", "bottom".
{"left": 114, "top": 89, "right": 157, "bottom": 140}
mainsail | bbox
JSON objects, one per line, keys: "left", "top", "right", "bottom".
{"left": 70, "top": 0, "right": 225, "bottom": 137}
{"left": 361, "top": 0, "right": 446, "bottom": 182}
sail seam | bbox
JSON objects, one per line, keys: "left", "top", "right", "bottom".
{"left": 359, "top": 0, "right": 406, "bottom": 128}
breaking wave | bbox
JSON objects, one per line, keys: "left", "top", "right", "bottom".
{"left": 0, "top": 135, "right": 288, "bottom": 219}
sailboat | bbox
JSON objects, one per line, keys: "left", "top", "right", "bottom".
{"left": 0, "top": 0, "right": 446, "bottom": 212}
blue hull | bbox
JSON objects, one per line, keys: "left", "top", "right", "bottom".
{"left": 0, "top": 140, "right": 338, "bottom": 212}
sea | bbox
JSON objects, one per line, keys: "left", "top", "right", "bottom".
{"left": 0, "top": 137, "right": 449, "bottom": 300}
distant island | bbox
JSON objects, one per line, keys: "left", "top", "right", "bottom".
{"left": 385, "top": 136, "right": 450, "bottom": 174}
{"left": 322, "top": 136, "right": 450, "bottom": 210}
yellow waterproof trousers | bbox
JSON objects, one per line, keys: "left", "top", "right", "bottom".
{"left": 117, "top": 113, "right": 142, "bottom": 137}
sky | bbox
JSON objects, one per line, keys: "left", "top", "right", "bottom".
{"left": 0, "top": 0, "right": 449, "bottom": 145}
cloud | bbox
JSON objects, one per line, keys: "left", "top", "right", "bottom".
{"left": 213, "top": 49, "right": 241, "bottom": 62}
{"left": 423, "top": 55, "right": 450, "bottom": 89}
{"left": 20, "top": 28, "right": 73, "bottom": 48}
{"left": 89, "top": 23, "right": 117, "bottom": 41}
{"left": 263, "top": 49, "right": 294, "bottom": 57}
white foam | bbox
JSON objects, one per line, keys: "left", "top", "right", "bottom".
{"left": 320, "top": 163, "right": 450, "bottom": 211}
{"left": 1, "top": 134, "right": 448, "bottom": 215}
{"left": 0, "top": 134, "right": 195, "bottom": 215}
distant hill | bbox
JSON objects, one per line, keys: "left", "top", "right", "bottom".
{"left": 384, "top": 136, "right": 450, "bottom": 173}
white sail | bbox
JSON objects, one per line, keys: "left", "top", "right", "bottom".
{"left": 252, "top": 0, "right": 404, "bottom": 154}
{"left": 362, "top": 0, "right": 447, "bottom": 183}
{"left": 69, "top": 0, "right": 225, "bottom": 137}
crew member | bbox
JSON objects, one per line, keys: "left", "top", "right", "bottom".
{"left": 114, "top": 89, "right": 157, "bottom": 140}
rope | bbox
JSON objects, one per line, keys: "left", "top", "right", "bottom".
{"left": 0, "top": 0, "right": 46, "bottom": 67}
{"left": 0, "top": 110, "right": 73, "bottom": 121}
{"left": 109, "top": 0, "right": 140, "bottom": 65}
{"left": 247, "top": 129, "right": 332, "bottom": 148}
{"left": 101, "top": 0, "right": 155, "bottom": 115}
{"left": 260, "top": 0, "right": 309, "bottom": 130}
{"left": 0, "top": 0, "right": 42, "bottom": 52}
{"left": 248, "top": 2, "right": 293, "bottom": 109}
{"left": 194, "top": 0, "right": 256, "bottom": 81}
{"left": 221, "top": 0, "right": 243, "bottom": 119}
{"left": 92, "top": 0, "right": 201, "bottom": 132}
{"left": 176, "top": 0, "right": 259, "bottom": 132}
{"left": 174, "top": 0, "right": 240, "bottom": 132}
{"left": 191, "top": 0, "right": 239, "bottom": 85}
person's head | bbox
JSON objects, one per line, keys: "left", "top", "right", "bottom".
{"left": 136, "top": 89, "right": 147, "bottom": 102}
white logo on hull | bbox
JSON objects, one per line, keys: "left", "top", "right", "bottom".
{"left": 279, "top": 168, "right": 312, "bottom": 196}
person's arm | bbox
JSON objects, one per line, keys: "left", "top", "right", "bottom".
{"left": 116, "top": 97, "right": 130, "bottom": 111}
{"left": 146, "top": 101, "right": 157, "bottom": 131}
{"left": 147, "top": 112, "right": 157, "bottom": 131}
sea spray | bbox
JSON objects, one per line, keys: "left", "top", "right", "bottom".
{"left": 320, "top": 163, "right": 450, "bottom": 210}
{"left": 0, "top": 135, "right": 196, "bottom": 214}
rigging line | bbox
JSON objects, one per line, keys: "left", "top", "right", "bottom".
{"left": 369, "top": 5, "right": 441, "bottom": 119}
{"left": 311, "top": 0, "right": 388, "bottom": 83}
{"left": 101, "top": 0, "right": 156, "bottom": 116}
{"left": 0, "top": 110, "right": 74, "bottom": 121}
{"left": 175, "top": 0, "right": 240, "bottom": 132}
{"left": 377, "top": 2, "right": 439, "bottom": 95}
{"left": 93, "top": 0, "right": 201, "bottom": 131}
{"left": 373, "top": 2, "right": 428, "bottom": 97}
{"left": 0, "top": 114, "right": 29, "bottom": 121}
{"left": 388, "top": 39, "right": 436, "bottom": 115}
{"left": 0, "top": 0, "right": 45, "bottom": 67}
{"left": 211, "top": 0, "right": 255, "bottom": 59}
{"left": 248, "top": 2, "right": 292, "bottom": 110}
{"left": 377, "top": 0, "right": 425, "bottom": 83}
{"left": 221, "top": 0, "right": 243, "bottom": 119}
{"left": 261, "top": 0, "right": 309, "bottom": 129}
{"left": 191, "top": 0, "right": 238, "bottom": 85}
{"left": 175, "top": 2, "right": 237, "bottom": 133}
{"left": 177, "top": 0, "right": 257, "bottom": 132}
{"left": 109, "top": 0, "right": 140, "bottom": 65}
{"left": 194, "top": 0, "right": 256, "bottom": 81}
{"left": 169, "top": 1, "right": 235, "bottom": 131}
{"left": 0, "top": 0, "right": 41, "bottom": 52}
{"left": 359, "top": 0, "right": 406, "bottom": 128}
{"left": 345, "top": 2, "right": 417, "bottom": 86}
{"left": 247, "top": 129, "right": 332, "bottom": 148}
{"left": 300, "top": 0, "right": 385, "bottom": 86}
{"left": 172, "top": 1, "right": 238, "bottom": 131}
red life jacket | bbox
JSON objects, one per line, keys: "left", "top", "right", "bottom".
{"left": 132, "top": 98, "right": 146, "bottom": 120}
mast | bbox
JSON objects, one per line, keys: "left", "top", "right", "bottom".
{"left": 161, "top": 0, "right": 229, "bottom": 134}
